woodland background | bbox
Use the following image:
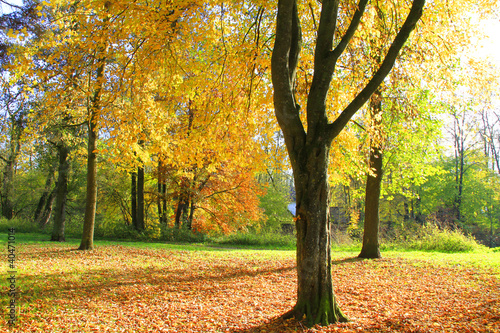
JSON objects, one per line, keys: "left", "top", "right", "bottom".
{"left": 0, "top": 0, "right": 499, "bottom": 250}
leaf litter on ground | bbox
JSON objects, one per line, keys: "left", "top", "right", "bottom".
{"left": 2, "top": 244, "right": 499, "bottom": 332}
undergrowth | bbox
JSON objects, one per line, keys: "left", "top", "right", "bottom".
{"left": 213, "top": 232, "right": 296, "bottom": 249}
{"left": 0, "top": 217, "right": 491, "bottom": 253}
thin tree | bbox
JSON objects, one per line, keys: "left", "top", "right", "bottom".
{"left": 51, "top": 142, "right": 70, "bottom": 242}
{"left": 359, "top": 89, "right": 383, "bottom": 259}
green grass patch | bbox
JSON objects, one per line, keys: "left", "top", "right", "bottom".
{"left": 381, "top": 224, "right": 485, "bottom": 253}
{"left": 213, "top": 232, "right": 296, "bottom": 250}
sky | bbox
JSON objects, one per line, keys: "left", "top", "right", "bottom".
{"left": 471, "top": 17, "right": 500, "bottom": 69}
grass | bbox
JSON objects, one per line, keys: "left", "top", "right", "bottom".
{"left": 2, "top": 231, "right": 499, "bottom": 266}
{"left": 1, "top": 232, "right": 499, "bottom": 332}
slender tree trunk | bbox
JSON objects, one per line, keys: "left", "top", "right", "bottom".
{"left": 455, "top": 148, "right": 464, "bottom": 223}
{"left": 359, "top": 146, "right": 383, "bottom": 258}
{"left": 78, "top": 3, "right": 109, "bottom": 250}
{"left": 157, "top": 162, "right": 163, "bottom": 224}
{"left": 162, "top": 183, "right": 167, "bottom": 224}
{"left": 452, "top": 112, "right": 465, "bottom": 225}
{"left": 79, "top": 117, "right": 98, "bottom": 250}
{"left": 51, "top": 145, "right": 69, "bottom": 242}
{"left": 137, "top": 165, "right": 145, "bottom": 231}
{"left": 174, "top": 198, "right": 186, "bottom": 229}
{"left": 187, "top": 199, "right": 195, "bottom": 230}
{"left": 37, "top": 187, "right": 57, "bottom": 228}
{"left": 1, "top": 159, "right": 16, "bottom": 219}
{"left": 34, "top": 165, "right": 56, "bottom": 224}
{"left": 78, "top": 26, "right": 109, "bottom": 250}
{"left": 359, "top": 91, "right": 383, "bottom": 259}
{"left": 415, "top": 195, "right": 423, "bottom": 225}
{"left": 1, "top": 114, "right": 23, "bottom": 220}
{"left": 131, "top": 171, "right": 137, "bottom": 229}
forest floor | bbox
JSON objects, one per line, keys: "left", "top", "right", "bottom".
{"left": 1, "top": 234, "right": 499, "bottom": 332}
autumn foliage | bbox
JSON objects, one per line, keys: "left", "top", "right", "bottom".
{"left": 3, "top": 242, "right": 499, "bottom": 332}
{"left": 1, "top": 0, "right": 500, "bottom": 330}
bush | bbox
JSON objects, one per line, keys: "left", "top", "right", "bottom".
{"left": 330, "top": 227, "right": 357, "bottom": 247}
{"left": 160, "top": 227, "right": 207, "bottom": 243}
{"left": 406, "top": 224, "right": 482, "bottom": 252}
{"left": 214, "top": 232, "right": 296, "bottom": 249}
{"left": 0, "top": 217, "right": 43, "bottom": 234}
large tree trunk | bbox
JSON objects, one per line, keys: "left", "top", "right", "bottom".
{"left": 51, "top": 145, "right": 69, "bottom": 242}
{"left": 288, "top": 143, "right": 348, "bottom": 326}
{"left": 78, "top": 4, "right": 108, "bottom": 251}
{"left": 78, "top": 16, "right": 108, "bottom": 250}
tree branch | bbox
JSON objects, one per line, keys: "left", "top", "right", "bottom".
{"left": 327, "top": 0, "right": 426, "bottom": 142}
{"left": 307, "top": 0, "right": 368, "bottom": 133}
{"left": 271, "top": 0, "right": 306, "bottom": 166}
{"left": 329, "top": 0, "right": 369, "bottom": 63}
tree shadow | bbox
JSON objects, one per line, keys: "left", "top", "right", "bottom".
{"left": 230, "top": 315, "right": 384, "bottom": 333}
{"left": 18, "top": 261, "right": 297, "bottom": 300}
{"left": 331, "top": 256, "right": 365, "bottom": 265}
{"left": 230, "top": 316, "right": 304, "bottom": 333}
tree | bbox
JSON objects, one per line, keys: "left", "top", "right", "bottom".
{"left": 0, "top": 81, "right": 25, "bottom": 219}
{"left": 33, "top": 158, "right": 57, "bottom": 227}
{"left": 271, "top": 0, "right": 425, "bottom": 326}
{"left": 1, "top": 0, "right": 49, "bottom": 220}
{"left": 51, "top": 141, "right": 69, "bottom": 241}
{"left": 359, "top": 89, "right": 383, "bottom": 258}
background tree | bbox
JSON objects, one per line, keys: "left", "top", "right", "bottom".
{"left": 0, "top": 77, "right": 26, "bottom": 219}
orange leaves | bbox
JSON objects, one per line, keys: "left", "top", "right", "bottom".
{"left": 6, "top": 244, "right": 500, "bottom": 332}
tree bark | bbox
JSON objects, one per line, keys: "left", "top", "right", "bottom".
{"left": 79, "top": 64, "right": 105, "bottom": 250}
{"left": 136, "top": 165, "right": 145, "bottom": 231}
{"left": 286, "top": 142, "right": 348, "bottom": 326}
{"left": 51, "top": 144, "right": 69, "bottom": 242}
{"left": 1, "top": 159, "right": 15, "bottom": 219}
{"left": 359, "top": 146, "right": 383, "bottom": 258}
{"left": 79, "top": 115, "right": 98, "bottom": 250}
{"left": 162, "top": 183, "right": 167, "bottom": 223}
{"left": 131, "top": 171, "right": 137, "bottom": 229}
{"left": 157, "top": 161, "right": 163, "bottom": 224}
{"left": 187, "top": 198, "right": 195, "bottom": 230}
{"left": 37, "top": 187, "right": 57, "bottom": 228}
{"left": 359, "top": 91, "right": 383, "bottom": 259}
{"left": 34, "top": 164, "right": 56, "bottom": 225}
{"left": 1, "top": 116, "right": 23, "bottom": 219}
{"left": 174, "top": 197, "right": 187, "bottom": 229}
{"left": 452, "top": 111, "right": 466, "bottom": 224}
